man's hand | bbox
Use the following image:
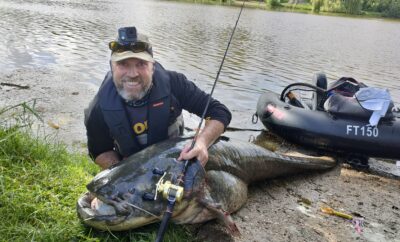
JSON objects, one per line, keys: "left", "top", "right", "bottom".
{"left": 94, "top": 150, "right": 121, "bottom": 170}
{"left": 178, "top": 140, "right": 208, "bottom": 166}
{"left": 177, "top": 119, "right": 225, "bottom": 167}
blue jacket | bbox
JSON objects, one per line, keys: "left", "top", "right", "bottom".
{"left": 84, "top": 62, "right": 231, "bottom": 159}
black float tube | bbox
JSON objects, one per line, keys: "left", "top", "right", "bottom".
{"left": 154, "top": 1, "right": 247, "bottom": 241}
{"left": 279, "top": 82, "right": 327, "bottom": 101}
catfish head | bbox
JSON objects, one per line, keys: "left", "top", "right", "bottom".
{"left": 77, "top": 138, "right": 206, "bottom": 231}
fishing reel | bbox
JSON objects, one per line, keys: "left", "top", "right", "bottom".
{"left": 142, "top": 168, "right": 184, "bottom": 203}
{"left": 158, "top": 180, "right": 184, "bottom": 203}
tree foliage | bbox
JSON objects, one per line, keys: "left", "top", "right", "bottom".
{"left": 185, "top": 0, "right": 400, "bottom": 18}
{"left": 382, "top": 0, "right": 400, "bottom": 17}
{"left": 312, "top": 0, "right": 324, "bottom": 12}
{"left": 320, "top": 0, "right": 400, "bottom": 16}
{"left": 343, "top": 0, "right": 363, "bottom": 13}
{"left": 266, "top": 0, "right": 282, "bottom": 8}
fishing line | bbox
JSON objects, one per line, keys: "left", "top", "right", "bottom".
{"left": 126, "top": 202, "right": 159, "bottom": 218}
{"left": 187, "top": 0, "right": 247, "bottom": 159}
{"left": 155, "top": 1, "right": 247, "bottom": 242}
{"left": 180, "top": 0, "right": 247, "bottom": 201}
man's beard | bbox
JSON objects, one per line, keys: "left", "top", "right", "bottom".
{"left": 115, "top": 76, "right": 152, "bottom": 101}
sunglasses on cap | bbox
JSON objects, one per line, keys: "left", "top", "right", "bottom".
{"left": 108, "top": 41, "right": 150, "bottom": 53}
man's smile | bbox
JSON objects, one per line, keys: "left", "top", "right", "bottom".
{"left": 123, "top": 79, "right": 142, "bottom": 89}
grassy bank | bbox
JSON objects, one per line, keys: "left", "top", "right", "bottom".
{"left": 0, "top": 106, "right": 190, "bottom": 241}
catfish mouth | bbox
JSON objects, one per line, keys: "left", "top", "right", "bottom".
{"left": 77, "top": 192, "right": 125, "bottom": 226}
{"left": 77, "top": 192, "right": 159, "bottom": 231}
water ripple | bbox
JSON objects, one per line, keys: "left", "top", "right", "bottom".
{"left": 1, "top": 0, "right": 399, "bottom": 110}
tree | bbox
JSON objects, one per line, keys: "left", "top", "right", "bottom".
{"left": 312, "top": 0, "right": 324, "bottom": 12}
{"left": 383, "top": 0, "right": 400, "bottom": 17}
{"left": 343, "top": 0, "right": 363, "bottom": 14}
{"left": 265, "top": 0, "right": 281, "bottom": 8}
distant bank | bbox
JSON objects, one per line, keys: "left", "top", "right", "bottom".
{"left": 165, "top": 0, "right": 400, "bottom": 19}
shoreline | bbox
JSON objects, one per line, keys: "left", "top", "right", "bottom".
{"left": 0, "top": 67, "right": 206, "bottom": 154}
{"left": 0, "top": 68, "right": 98, "bottom": 153}
{"left": 2, "top": 67, "right": 400, "bottom": 242}
{"left": 166, "top": 0, "right": 400, "bottom": 21}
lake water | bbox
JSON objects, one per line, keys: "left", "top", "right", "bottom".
{"left": 1, "top": 0, "right": 399, "bottom": 133}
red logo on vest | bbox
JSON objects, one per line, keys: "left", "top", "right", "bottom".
{"left": 152, "top": 101, "right": 164, "bottom": 107}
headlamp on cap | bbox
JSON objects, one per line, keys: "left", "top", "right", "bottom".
{"left": 109, "top": 26, "right": 153, "bottom": 56}
{"left": 118, "top": 26, "right": 138, "bottom": 45}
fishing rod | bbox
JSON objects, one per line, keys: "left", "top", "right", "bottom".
{"left": 154, "top": 1, "right": 247, "bottom": 241}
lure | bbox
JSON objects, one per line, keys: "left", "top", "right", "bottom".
{"left": 321, "top": 206, "right": 364, "bottom": 234}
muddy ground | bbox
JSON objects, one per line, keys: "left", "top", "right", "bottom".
{"left": 1, "top": 68, "right": 399, "bottom": 242}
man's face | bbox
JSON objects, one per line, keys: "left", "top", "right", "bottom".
{"left": 111, "top": 58, "right": 154, "bottom": 101}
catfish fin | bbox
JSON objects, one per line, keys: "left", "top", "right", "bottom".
{"left": 197, "top": 198, "right": 241, "bottom": 237}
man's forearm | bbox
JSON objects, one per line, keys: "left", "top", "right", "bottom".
{"left": 177, "top": 119, "right": 226, "bottom": 166}
{"left": 94, "top": 150, "right": 121, "bottom": 170}
{"left": 196, "top": 119, "right": 225, "bottom": 148}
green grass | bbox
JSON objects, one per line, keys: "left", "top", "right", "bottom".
{"left": 0, "top": 117, "right": 191, "bottom": 241}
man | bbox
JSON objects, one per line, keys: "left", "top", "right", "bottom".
{"left": 85, "top": 26, "right": 231, "bottom": 170}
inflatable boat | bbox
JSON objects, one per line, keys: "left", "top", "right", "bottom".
{"left": 255, "top": 73, "right": 400, "bottom": 165}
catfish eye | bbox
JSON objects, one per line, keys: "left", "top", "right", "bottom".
{"left": 110, "top": 191, "right": 119, "bottom": 200}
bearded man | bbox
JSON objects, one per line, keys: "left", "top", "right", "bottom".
{"left": 84, "top": 26, "right": 231, "bottom": 170}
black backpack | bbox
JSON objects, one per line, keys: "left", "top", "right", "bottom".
{"left": 323, "top": 77, "right": 394, "bottom": 120}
